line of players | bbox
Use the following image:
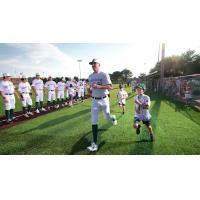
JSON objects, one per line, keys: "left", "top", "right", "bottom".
{"left": 0, "top": 73, "right": 86, "bottom": 123}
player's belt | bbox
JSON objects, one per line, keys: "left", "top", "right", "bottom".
{"left": 92, "top": 96, "right": 107, "bottom": 100}
{"left": 22, "top": 92, "right": 29, "bottom": 94}
{"left": 49, "top": 90, "right": 55, "bottom": 91}
{"left": 5, "top": 93, "right": 13, "bottom": 95}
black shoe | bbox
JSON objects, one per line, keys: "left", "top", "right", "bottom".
{"left": 123, "top": 111, "right": 125, "bottom": 114}
{"left": 150, "top": 133, "right": 155, "bottom": 141}
{"left": 136, "top": 124, "right": 141, "bottom": 135}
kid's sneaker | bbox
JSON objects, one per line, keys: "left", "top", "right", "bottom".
{"left": 112, "top": 115, "right": 117, "bottom": 125}
{"left": 136, "top": 124, "right": 141, "bottom": 135}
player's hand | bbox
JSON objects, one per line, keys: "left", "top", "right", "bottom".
{"left": 92, "top": 83, "right": 98, "bottom": 89}
{"left": 35, "top": 92, "right": 38, "bottom": 96}
{"left": 142, "top": 104, "right": 149, "bottom": 109}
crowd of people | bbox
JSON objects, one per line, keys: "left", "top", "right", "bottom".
{"left": 0, "top": 73, "right": 87, "bottom": 123}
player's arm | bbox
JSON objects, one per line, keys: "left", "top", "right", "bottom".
{"left": 32, "top": 85, "right": 38, "bottom": 96}
{"left": 0, "top": 91, "right": 9, "bottom": 103}
{"left": 14, "top": 89, "right": 20, "bottom": 100}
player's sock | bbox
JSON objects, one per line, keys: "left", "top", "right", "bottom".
{"left": 36, "top": 102, "right": 39, "bottom": 110}
{"left": 5, "top": 110, "right": 10, "bottom": 121}
{"left": 92, "top": 124, "right": 98, "bottom": 144}
{"left": 28, "top": 105, "right": 31, "bottom": 112}
{"left": 61, "top": 98, "right": 64, "bottom": 104}
{"left": 47, "top": 101, "right": 50, "bottom": 107}
{"left": 57, "top": 99, "right": 59, "bottom": 104}
{"left": 53, "top": 100, "right": 55, "bottom": 106}
{"left": 22, "top": 107, "right": 26, "bottom": 114}
{"left": 10, "top": 109, "right": 14, "bottom": 120}
{"left": 40, "top": 101, "right": 43, "bottom": 109}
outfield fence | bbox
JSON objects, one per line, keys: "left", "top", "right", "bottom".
{"left": 146, "top": 74, "right": 200, "bottom": 107}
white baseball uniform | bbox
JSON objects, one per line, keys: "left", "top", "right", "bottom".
{"left": 32, "top": 78, "right": 44, "bottom": 102}
{"left": 0, "top": 80, "right": 16, "bottom": 110}
{"left": 18, "top": 81, "right": 33, "bottom": 107}
{"left": 57, "top": 81, "right": 66, "bottom": 99}
{"left": 117, "top": 90, "right": 128, "bottom": 105}
{"left": 45, "top": 80, "right": 57, "bottom": 101}
{"left": 77, "top": 80, "right": 85, "bottom": 98}
{"left": 88, "top": 71, "right": 114, "bottom": 125}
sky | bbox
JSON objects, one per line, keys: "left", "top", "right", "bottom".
{"left": 0, "top": 42, "right": 200, "bottom": 79}
{"left": 1, "top": 0, "right": 200, "bottom": 79}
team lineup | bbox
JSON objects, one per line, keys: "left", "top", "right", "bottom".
{"left": 0, "top": 58, "right": 155, "bottom": 152}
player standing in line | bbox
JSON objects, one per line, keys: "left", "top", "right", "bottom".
{"left": 0, "top": 73, "right": 20, "bottom": 123}
{"left": 45, "top": 76, "right": 58, "bottom": 110}
{"left": 87, "top": 59, "right": 117, "bottom": 152}
{"left": 68, "top": 84, "right": 75, "bottom": 107}
{"left": 77, "top": 79, "right": 85, "bottom": 102}
{"left": 133, "top": 84, "right": 155, "bottom": 141}
{"left": 117, "top": 85, "right": 128, "bottom": 114}
{"left": 18, "top": 75, "right": 34, "bottom": 117}
{"left": 32, "top": 73, "right": 47, "bottom": 113}
{"left": 57, "top": 78, "right": 66, "bottom": 107}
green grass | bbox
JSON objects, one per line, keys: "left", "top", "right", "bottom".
{"left": 0, "top": 86, "right": 200, "bottom": 155}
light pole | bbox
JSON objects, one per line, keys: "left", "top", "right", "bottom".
{"left": 77, "top": 59, "right": 82, "bottom": 79}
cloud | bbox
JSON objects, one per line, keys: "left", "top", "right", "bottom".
{"left": 1, "top": 43, "right": 80, "bottom": 78}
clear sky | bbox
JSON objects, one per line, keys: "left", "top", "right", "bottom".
{"left": 0, "top": 42, "right": 200, "bottom": 79}
{"left": 1, "top": 0, "right": 200, "bottom": 78}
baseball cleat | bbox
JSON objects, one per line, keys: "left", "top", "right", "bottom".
{"left": 28, "top": 112, "right": 34, "bottom": 116}
{"left": 41, "top": 107, "right": 47, "bottom": 111}
{"left": 47, "top": 106, "right": 51, "bottom": 110}
{"left": 24, "top": 114, "right": 29, "bottom": 118}
{"left": 87, "top": 142, "right": 98, "bottom": 152}
{"left": 136, "top": 124, "right": 141, "bottom": 135}
{"left": 36, "top": 109, "right": 40, "bottom": 114}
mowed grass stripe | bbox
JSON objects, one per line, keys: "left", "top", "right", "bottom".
{"left": 0, "top": 87, "right": 200, "bottom": 155}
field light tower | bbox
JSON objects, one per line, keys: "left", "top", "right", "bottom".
{"left": 77, "top": 59, "right": 82, "bottom": 79}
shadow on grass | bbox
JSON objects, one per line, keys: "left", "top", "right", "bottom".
{"left": 2, "top": 134, "right": 54, "bottom": 155}
{"left": 130, "top": 138, "right": 154, "bottom": 155}
{"left": 21, "top": 108, "right": 91, "bottom": 134}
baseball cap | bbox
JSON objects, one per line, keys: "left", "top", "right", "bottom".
{"left": 3, "top": 73, "right": 11, "bottom": 77}
{"left": 135, "top": 83, "right": 145, "bottom": 90}
{"left": 89, "top": 58, "right": 100, "bottom": 65}
{"left": 21, "top": 75, "right": 27, "bottom": 79}
{"left": 36, "top": 73, "right": 40, "bottom": 76}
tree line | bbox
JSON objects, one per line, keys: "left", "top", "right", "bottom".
{"left": 150, "top": 49, "right": 200, "bottom": 77}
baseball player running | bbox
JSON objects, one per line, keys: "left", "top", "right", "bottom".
{"left": 18, "top": 75, "right": 34, "bottom": 117}
{"left": 45, "top": 76, "right": 58, "bottom": 110}
{"left": 32, "top": 73, "right": 47, "bottom": 113}
{"left": 57, "top": 78, "right": 66, "bottom": 107}
{"left": 0, "top": 73, "right": 20, "bottom": 123}
{"left": 87, "top": 59, "right": 117, "bottom": 152}
{"left": 133, "top": 84, "right": 155, "bottom": 141}
{"left": 117, "top": 85, "right": 128, "bottom": 114}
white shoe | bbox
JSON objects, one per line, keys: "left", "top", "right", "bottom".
{"left": 41, "top": 107, "right": 47, "bottom": 111}
{"left": 47, "top": 106, "right": 51, "bottom": 110}
{"left": 36, "top": 109, "right": 40, "bottom": 113}
{"left": 87, "top": 142, "right": 98, "bottom": 152}
{"left": 24, "top": 113, "right": 29, "bottom": 118}
{"left": 28, "top": 112, "right": 34, "bottom": 116}
{"left": 112, "top": 115, "right": 117, "bottom": 125}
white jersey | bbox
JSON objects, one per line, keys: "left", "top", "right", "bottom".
{"left": 134, "top": 94, "right": 151, "bottom": 120}
{"left": 77, "top": 80, "right": 85, "bottom": 90}
{"left": 0, "top": 80, "right": 15, "bottom": 94}
{"left": 66, "top": 81, "right": 75, "bottom": 87}
{"left": 18, "top": 82, "right": 31, "bottom": 93}
{"left": 117, "top": 90, "right": 128, "bottom": 101}
{"left": 57, "top": 81, "right": 66, "bottom": 91}
{"left": 32, "top": 79, "right": 44, "bottom": 90}
{"left": 45, "top": 80, "right": 57, "bottom": 91}
{"left": 68, "top": 87, "right": 75, "bottom": 96}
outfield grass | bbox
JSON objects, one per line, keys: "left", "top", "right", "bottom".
{"left": 0, "top": 87, "right": 200, "bottom": 155}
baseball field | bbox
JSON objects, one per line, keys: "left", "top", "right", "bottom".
{"left": 0, "top": 86, "right": 200, "bottom": 155}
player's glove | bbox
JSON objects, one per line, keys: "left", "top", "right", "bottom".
{"left": 142, "top": 104, "right": 149, "bottom": 109}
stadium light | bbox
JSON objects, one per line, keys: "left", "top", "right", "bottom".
{"left": 77, "top": 59, "right": 82, "bottom": 79}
